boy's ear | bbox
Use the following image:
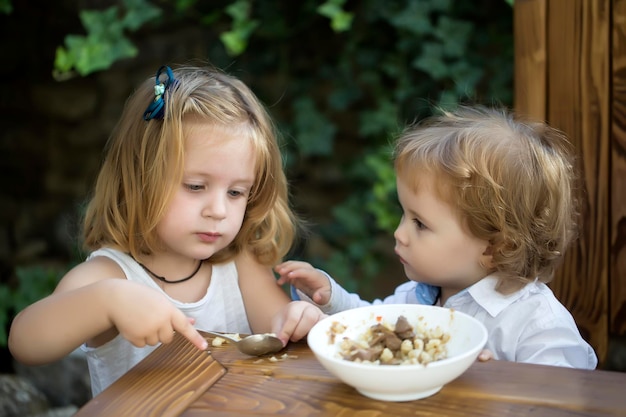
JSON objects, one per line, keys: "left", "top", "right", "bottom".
{"left": 480, "top": 245, "right": 496, "bottom": 270}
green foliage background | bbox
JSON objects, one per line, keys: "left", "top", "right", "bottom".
{"left": 0, "top": 0, "right": 513, "bottom": 345}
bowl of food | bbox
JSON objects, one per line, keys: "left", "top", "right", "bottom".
{"left": 307, "top": 304, "right": 488, "bottom": 401}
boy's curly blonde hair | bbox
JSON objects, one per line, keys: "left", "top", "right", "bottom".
{"left": 394, "top": 106, "right": 579, "bottom": 292}
{"left": 83, "top": 65, "right": 298, "bottom": 266}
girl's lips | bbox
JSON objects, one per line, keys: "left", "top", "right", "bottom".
{"left": 198, "top": 232, "right": 220, "bottom": 243}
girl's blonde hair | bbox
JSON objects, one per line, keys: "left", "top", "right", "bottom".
{"left": 394, "top": 105, "right": 579, "bottom": 292}
{"left": 83, "top": 65, "right": 298, "bottom": 266}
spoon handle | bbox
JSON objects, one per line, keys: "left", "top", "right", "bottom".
{"left": 203, "top": 331, "right": 239, "bottom": 343}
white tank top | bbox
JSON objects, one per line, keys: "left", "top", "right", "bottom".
{"left": 81, "top": 248, "right": 251, "bottom": 396}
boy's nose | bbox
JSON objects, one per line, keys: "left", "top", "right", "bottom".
{"left": 393, "top": 218, "right": 407, "bottom": 245}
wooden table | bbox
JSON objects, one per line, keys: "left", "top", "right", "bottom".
{"left": 75, "top": 331, "right": 626, "bottom": 417}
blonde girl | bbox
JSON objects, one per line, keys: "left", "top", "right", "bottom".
{"left": 9, "top": 65, "right": 325, "bottom": 395}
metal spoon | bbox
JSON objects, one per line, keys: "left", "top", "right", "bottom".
{"left": 204, "top": 331, "right": 284, "bottom": 356}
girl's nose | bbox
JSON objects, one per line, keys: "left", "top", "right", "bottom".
{"left": 202, "top": 195, "right": 227, "bottom": 219}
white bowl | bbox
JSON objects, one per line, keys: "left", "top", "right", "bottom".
{"left": 307, "top": 304, "right": 488, "bottom": 401}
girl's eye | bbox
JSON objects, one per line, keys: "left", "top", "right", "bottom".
{"left": 184, "top": 184, "right": 204, "bottom": 191}
{"left": 228, "top": 189, "right": 246, "bottom": 198}
{"left": 412, "top": 218, "right": 427, "bottom": 230}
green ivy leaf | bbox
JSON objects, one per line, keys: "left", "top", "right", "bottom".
{"left": 358, "top": 99, "right": 398, "bottom": 137}
{"left": 435, "top": 16, "right": 473, "bottom": 57}
{"left": 448, "top": 60, "right": 483, "bottom": 97}
{"left": 81, "top": 8, "right": 125, "bottom": 38}
{"left": 412, "top": 42, "right": 448, "bottom": 80}
{"left": 221, "top": 0, "right": 259, "bottom": 56}
{"left": 225, "top": 0, "right": 250, "bottom": 21}
{"left": 54, "top": 46, "right": 74, "bottom": 74}
{"left": 364, "top": 147, "right": 401, "bottom": 232}
{"left": 66, "top": 34, "right": 138, "bottom": 76}
{"left": 317, "top": 0, "right": 353, "bottom": 32}
{"left": 13, "top": 267, "right": 63, "bottom": 313}
{"left": 328, "top": 84, "right": 362, "bottom": 111}
{"left": 53, "top": 0, "right": 162, "bottom": 78}
{"left": 0, "top": 0, "right": 12, "bottom": 14}
{"left": 0, "top": 285, "right": 11, "bottom": 346}
{"left": 175, "top": 0, "right": 198, "bottom": 13}
{"left": 0, "top": 266, "right": 64, "bottom": 347}
{"left": 220, "top": 31, "right": 246, "bottom": 56}
{"left": 388, "top": 5, "right": 432, "bottom": 35}
{"left": 437, "top": 91, "right": 460, "bottom": 109}
{"left": 122, "top": 0, "right": 162, "bottom": 31}
{"left": 292, "top": 97, "right": 336, "bottom": 156}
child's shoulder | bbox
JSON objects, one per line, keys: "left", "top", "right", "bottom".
{"left": 56, "top": 251, "right": 127, "bottom": 292}
{"left": 87, "top": 247, "right": 127, "bottom": 261}
{"left": 466, "top": 277, "right": 572, "bottom": 320}
{"left": 502, "top": 281, "right": 577, "bottom": 326}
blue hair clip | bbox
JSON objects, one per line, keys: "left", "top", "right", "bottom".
{"left": 143, "top": 65, "right": 177, "bottom": 121}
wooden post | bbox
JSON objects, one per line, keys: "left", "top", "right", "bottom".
{"left": 611, "top": 0, "right": 626, "bottom": 338}
{"left": 514, "top": 0, "right": 613, "bottom": 365}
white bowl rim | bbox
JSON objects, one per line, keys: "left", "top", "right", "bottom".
{"left": 307, "top": 304, "right": 488, "bottom": 371}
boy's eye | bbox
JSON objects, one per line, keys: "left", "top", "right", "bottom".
{"left": 412, "top": 218, "right": 427, "bottom": 230}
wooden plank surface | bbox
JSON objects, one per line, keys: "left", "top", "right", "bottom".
{"left": 184, "top": 335, "right": 626, "bottom": 417}
{"left": 75, "top": 332, "right": 626, "bottom": 417}
{"left": 73, "top": 334, "right": 226, "bottom": 417}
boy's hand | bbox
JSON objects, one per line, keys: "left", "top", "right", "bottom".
{"left": 271, "top": 301, "right": 327, "bottom": 346}
{"left": 274, "top": 260, "right": 332, "bottom": 305}
{"left": 478, "top": 349, "right": 494, "bottom": 362}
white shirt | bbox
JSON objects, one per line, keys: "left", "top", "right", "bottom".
{"left": 293, "top": 273, "right": 597, "bottom": 370}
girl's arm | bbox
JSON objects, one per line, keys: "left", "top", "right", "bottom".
{"left": 237, "top": 251, "right": 326, "bottom": 345}
{"left": 9, "top": 258, "right": 206, "bottom": 365}
{"left": 237, "top": 249, "right": 292, "bottom": 333}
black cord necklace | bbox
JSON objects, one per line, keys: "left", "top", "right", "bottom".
{"left": 136, "top": 259, "right": 203, "bottom": 284}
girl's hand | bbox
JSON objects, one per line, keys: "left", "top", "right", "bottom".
{"left": 107, "top": 280, "right": 208, "bottom": 351}
{"left": 271, "top": 301, "right": 327, "bottom": 346}
{"left": 274, "top": 261, "right": 332, "bottom": 305}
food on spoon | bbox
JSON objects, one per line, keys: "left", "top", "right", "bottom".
{"left": 209, "top": 332, "right": 278, "bottom": 348}
{"left": 211, "top": 337, "right": 225, "bottom": 347}
{"left": 332, "top": 315, "right": 450, "bottom": 365}
{"left": 210, "top": 333, "right": 241, "bottom": 347}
